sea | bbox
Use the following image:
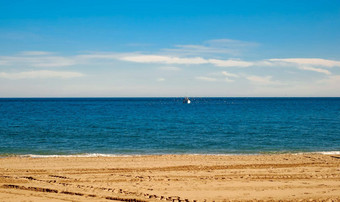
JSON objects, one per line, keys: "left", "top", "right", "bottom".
{"left": 0, "top": 98, "right": 339, "bottom": 157}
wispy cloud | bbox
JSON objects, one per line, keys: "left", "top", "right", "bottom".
{"left": 209, "top": 59, "right": 253, "bottom": 67}
{"left": 162, "top": 38, "right": 258, "bottom": 56}
{"left": 163, "top": 44, "right": 237, "bottom": 56}
{"left": 1, "top": 51, "right": 339, "bottom": 79}
{"left": 120, "top": 54, "right": 254, "bottom": 67}
{"left": 76, "top": 52, "right": 122, "bottom": 60}
{"left": 119, "top": 54, "right": 340, "bottom": 73}
{"left": 265, "top": 58, "right": 340, "bottom": 75}
{"left": 221, "top": 71, "right": 239, "bottom": 78}
{"left": 0, "top": 52, "right": 123, "bottom": 68}
{"left": 298, "top": 66, "right": 331, "bottom": 75}
{"left": 0, "top": 55, "right": 77, "bottom": 67}
{"left": 221, "top": 71, "right": 239, "bottom": 82}
{"left": 205, "top": 39, "right": 258, "bottom": 48}
{"left": 0, "top": 70, "right": 84, "bottom": 79}
{"left": 268, "top": 58, "right": 340, "bottom": 67}
{"left": 120, "top": 54, "right": 208, "bottom": 64}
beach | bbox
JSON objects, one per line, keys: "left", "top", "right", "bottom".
{"left": 0, "top": 154, "right": 339, "bottom": 201}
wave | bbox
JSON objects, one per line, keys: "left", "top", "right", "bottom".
{"left": 21, "top": 153, "right": 140, "bottom": 158}
{"left": 0, "top": 151, "right": 339, "bottom": 158}
{"left": 315, "top": 151, "right": 340, "bottom": 155}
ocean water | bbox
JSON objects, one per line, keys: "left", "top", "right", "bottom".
{"left": 0, "top": 98, "right": 339, "bottom": 156}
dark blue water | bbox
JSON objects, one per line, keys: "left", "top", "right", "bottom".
{"left": 0, "top": 98, "right": 339, "bottom": 156}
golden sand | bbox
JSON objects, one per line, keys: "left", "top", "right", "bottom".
{"left": 0, "top": 154, "right": 340, "bottom": 201}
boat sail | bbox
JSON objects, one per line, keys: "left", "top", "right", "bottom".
{"left": 183, "top": 97, "right": 191, "bottom": 104}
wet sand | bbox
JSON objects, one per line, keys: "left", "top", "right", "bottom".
{"left": 0, "top": 154, "right": 340, "bottom": 201}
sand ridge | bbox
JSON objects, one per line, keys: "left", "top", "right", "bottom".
{"left": 0, "top": 154, "right": 340, "bottom": 201}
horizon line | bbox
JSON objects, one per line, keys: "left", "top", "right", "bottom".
{"left": 1, "top": 96, "right": 340, "bottom": 99}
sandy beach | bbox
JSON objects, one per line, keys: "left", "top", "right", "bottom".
{"left": 0, "top": 154, "right": 339, "bottom": 201}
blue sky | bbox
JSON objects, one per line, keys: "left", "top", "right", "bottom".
{"left": 0, "top": 0, "right": 340, "bottom": 97}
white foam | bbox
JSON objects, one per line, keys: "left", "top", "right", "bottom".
{"left": 291, "top": 151, "right": 340, "bottom": 155}
{"left": 21, "top": 153, "right": 142, "bottom": 158}
{"left": 10, "top": 151, "right": 340, "bottom": 158}
{"left": 18, "top": 153, "right": 239, "bottom": 158}
{"left": 316, "top": 151, "right": 340, "bottom": 155}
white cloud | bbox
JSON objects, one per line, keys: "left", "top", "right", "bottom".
{"left": 76, "top": 53, "right": 121, "bottom": 60}
{"left": 162, "top": 38, "right": 258, "bottom": 56}
{"left": 196, "top": 76, "right": 217, "bottom": 81}
{"left": 0, "top": 70, "right": 84, "bottom": 79}
{"left": 221, "top": 71, "right": 239, "bottom": 78}
{"left": 1, "top": 50, "right": 338, "bottom": 76}
{"left": 31, "top": 56, "right": 77, "bottom": 67}
{"left": 205, "top": 39, "right": 259, "bottom": 48}
{"left": 209, "top": 59, "right": 253, "bottom": 67}
{"left": 121, "top": 55, "right": 208, "bottom": 64}
{"left": 264, "top": 58, "right": 340, "bottom": 75}
{"left": 0, "top": 52, "right": 124, "bottom": 69}
{"left": 298, "top": 66, "right": 331, "bottom": 75}
{"left": 163, "top": 44, "right": 236, "bottom": 55}
{"left": 0, "top": 55, "right": 76, "bottom": 67}
{"left": 268, "top": 58, "right": 340, "bottom": 67}
{"left": 120, "top": 54, "right": 254, "bottom": 68}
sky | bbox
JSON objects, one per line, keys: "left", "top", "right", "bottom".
{"left": 0, "top": 0, "right": 340, "bottom": 97}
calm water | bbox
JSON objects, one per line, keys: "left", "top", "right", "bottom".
{"left": 0, "top": 98, "right": 339, "bottom": 156}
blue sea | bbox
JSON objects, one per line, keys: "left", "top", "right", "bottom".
{"left": 0, "top": 98, "right": 339, "bottom": 156}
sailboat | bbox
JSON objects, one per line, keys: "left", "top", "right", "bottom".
{"left": 183, "top": 97, "right": 191, "bottom": 104}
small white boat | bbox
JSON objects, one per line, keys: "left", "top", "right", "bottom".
{"left": 183, "top": 97, "right": 191, "bottom": 104}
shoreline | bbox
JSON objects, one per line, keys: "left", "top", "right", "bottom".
{"left": 0, "top": 150, "right": 340, "bottom": 158}
{"left": 1, "top": 153, "right": 340, "bottom": 201}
